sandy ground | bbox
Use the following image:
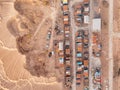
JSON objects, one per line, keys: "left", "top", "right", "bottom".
{"left": 100, "top": 1, "right": 109, "bottom": 90}
{"left": 113, "top": 0, "right": 120, "bottom": 90}
{"left": 113, "top": 0, "right": 120, "bottom": 33}
{"left": 0, "top": 0, "right": 63, "bottom": 90}
{"left": 113, "top": 37, "right": 120, "bottom": 90}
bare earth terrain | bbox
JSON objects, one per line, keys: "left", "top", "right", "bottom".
{"left": 1, "top": 0, "right": 120, "bottom": 90}
{"left": 113, "top": 0, "right": 120, "bottom": 90}
{"left": 0, "top": 0, "right": 63, "bottom": 90}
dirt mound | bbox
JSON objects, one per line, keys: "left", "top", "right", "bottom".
{"left": 14, "top": 0, "right": 44, "bottom": 25}
{"left": 16, "top": 34, "right": 34, "bottom": 54}
{"left": 25, "top": 53, "right": 48, "bottom": 77}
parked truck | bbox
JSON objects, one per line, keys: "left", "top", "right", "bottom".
{"left": 83, "top": 36, "right": 89, "bottom": 48}
{"left": 76, "top": 61, "right": 83, "bottom": 72}
{"left": 65, "top": 60, "right": 71, "bottom": 66}
{"left": 84, "top": 77, "right": 89, "bottom": 86}
{"left": 83, "top": 59, "right": 89, "bottom": 68}
{"left": 84, "top": 67, "right": 89, "bottom": 78}
{"left": 83, "top": 0, "right": 89, "bottom": 6}
{"left": 76, "top": 73, "right": 81, "bottom": 85}
{"left": 65, "top": 76, "right": 72, "bottom": 88}
{"left": 64, "top": 25, "right": 70, "bottom": 38}
{"left": 93, "top": 68, "right": 101, "bottom": 85}
{"left": 63, "top": 4, "right": 69, "bottom": 15}
{"left": 76, "top": 42, "right": 83, "bottom": 52}
{"left": 65, "top": 67, "right": 71, "bottom": 76}
{"left": 76, "top": 30, "right": 83, "bottom": 37}
{"left": 65, "top": 46, "right": 70, "bottom": 55}
{"left": 76, "top": 52, "right": 82, "bottom": 58}
{"left": 63, "top": 14, "right": 69, "bottom": 25}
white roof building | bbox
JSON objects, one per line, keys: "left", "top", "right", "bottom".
{"left": 92, "top": 18, "right": 101, "bottom": 32}
{"left": 59, "top": 41, "right": 63, "bottom": 51}
{"left": 84, "top": 15, "right": 89, "bottom": 24}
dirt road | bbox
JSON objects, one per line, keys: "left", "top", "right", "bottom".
{"left": 69, "top": 1, "right": 77, "bottom": 90}
{"left": 108, "top": 0, "right": 114, "bottom": 90}
{"left": 89, "top": 0, "right": 94, "bottom": 89}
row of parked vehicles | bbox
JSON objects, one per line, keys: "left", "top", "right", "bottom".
{"left": 75, "top": 30, "right": 89, "bottom": 90}
{"left": 62, "top": 0, "right": 72, "bottom": 88}
{"left": 93, "top": 67, "right": 102, "bottom": 90}
{"left": 74, "top": 0, "right": 90, "bottom": 26}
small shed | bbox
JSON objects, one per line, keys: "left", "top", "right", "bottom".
{"left": 92, "top": 18, "right": 101, "bottom": 32}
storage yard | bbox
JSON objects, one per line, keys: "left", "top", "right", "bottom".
{"left": 57, "top": 0, "right": 108, "bottom": 90}
{"left": 0, "top": 0, "right": 117, "bottom": 90}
